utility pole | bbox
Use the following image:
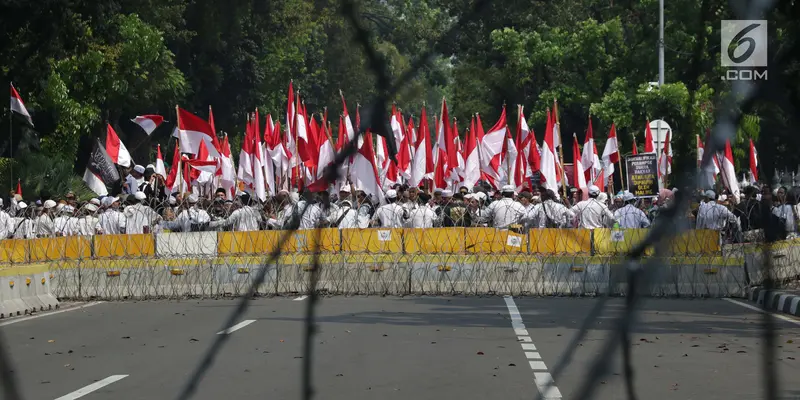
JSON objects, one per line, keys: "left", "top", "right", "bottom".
{"left": 658, "top": 0, "right": 665, "bottom": 87}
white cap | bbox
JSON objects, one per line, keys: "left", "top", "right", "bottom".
{"left": 622, "top": 191, "right": 635, "bottom": 202}
{"left": 501, "top": 185, "right": 515, "bottom": 193}
{"left": 188, "top": 194, "right": 199, "bottom": 204}
{"left": 56, "top": 203, "right": 65, "bottom": 212}
{"left": 90, "top": 198, "right": 101, "bottom": 206}
{"left": 718, "top": 194, "right": 727, "bottom": 202}
{"left": 588, "top": 185, "right": 600, "bottom": 195}
{"left": 442, "top": 189, "right": 453, "bottom": 198}
{"left": 133, "top": 165, "right": 146, "bottom": 174}
{"left": 146, "top": 164, "right": 155, "bottom": 170}
{"left": 85, "top": 204, "right": 99, "bottom": 212}
{"left": 43, "top": 200, "right": 57, "bottom": 209}
{"left": 433, "top": 188, "right": 443, "bottom": 194}
{"left": 134, "top": 191, "right": 147, "bottom": 201}
{"left": 464, "top": 193, "right": 475, "bottom": 200}
{"left": 386, "top": 189, "right": 397, "bottom": 199}
{"left": 704, "top": 190, "right": 716, "bottom": 198}
{"left": 102, "top": 196, "right": 120, "bottom": 207}
{"left": 17, "top": 201, "right": 28, "bottom": 209}
{"left": 62, "top": 205, "right": 75, "bottom": 214}
{"left": 340, "top": 184, "right": 351, "bottom": 193}
{"left": 168, "top": 196, "right": 177, "bottom": 205}
{"left": 475, "top": 192, "right": 487, "bottom": 201}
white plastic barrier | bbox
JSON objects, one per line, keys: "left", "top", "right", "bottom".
{"left": 156, "top": 232, "right": 218, "bottom": 258}
{"left": 0, "top": 272, "right": 59, "bottom": 318}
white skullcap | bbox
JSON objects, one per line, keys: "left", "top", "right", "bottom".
{"left": 134, "top": 191, "right": 147, "bottom": 201}
{"left": 704, "top": 190, "right": 716, "bottom": 198}
{"left": 340, "top": 184, "right": 351, "bottom": 193}
{"left": 386, "top": 189, "right": 397, "bottom": 199}
{"left": 85, "top": 204, "right": 99, "bottom": 212}
{"left": 90, "top": 198, "right": 101, "bottom": 206}
{"left": 146, "top": 164, "right": 155, "bottom": 170}
{"left": 43, "top": 200, "right": 57, "bottom": 209}
{"left": 464, "top": 193, "right": 475, "bottom": 200}
{"left": 168, "top": 196, "right": 177, "bottom": 205}
{"left": 62, "top": 205, "right": 75, "bottom": 214}
{"left": 718, "top": 194, "right": 727, "bottom": 202}
{"left": 597, "top": 193, "right": 608, "bottom": 203}
{"left": 622, "top": 191, "right": 635, "bottom": 202}
{"left": 588, "top": 185, "right": 600, "bottom": 195}
{"left": 17, "top": 201, "right": 28, "bottom": 209}
{"left": 56, "top": 203, "right": 65, "bottom": 212}
{"left": 442, "top": 189, "right": 453, "bottom": 198}
{"left": 133, "top": 165, "right": 146, "bottom": 174}
{"left": 278, "top": 188, "right": 290, "bottom": 195}
{"left": 102, "top": 196, "right": 119, "bottom": 207}
{"left": 188, "top": 193, "right": 199, "bottom": 204}
{"left": 501, "top": 185, "right": 515, "bottom": 193}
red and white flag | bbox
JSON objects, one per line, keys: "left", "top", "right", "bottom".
{"left": 238, "top": 115, "right": 255, "bottom": 187}
{"left": 409, "top": 108, "right": 433, "bottom": 187}
{"left": 130, "top": 115, "right": 164, "bottom": 135}
{"left": 462, "top": 115, "right": 481, "bottom": 189}
{"left": 155, "top": 144, "right": 168, "bottom": 179}
{"left": 581, "top": 118, "right": 602, "bottom": 184}
{"left": 10, "top": 84, "right": 33, "bottom": 126}
{"left": 644, "top": 120, "right": 655, "bottom": 153}
{"left": 720, "top": 139, "right": 740, "bottom": 201}
{"left": 252, "top": 110, "right": 268, "bottom": 201}
{"left": 15, "top": 179, "right": 22, "bottom": 196}
{"left": 659, "top": 129, "right": 672, "bottom": 177}
{"left": 376, "top": 131, "right": 398, "bottom": 188}
{"left": 632, "top": 132, "right": 639, "bottom": 155}
{"left": 698, "top": 132, "right": 720, "bottom": 189}
{"left": 177, "top": 107, "right": 220, "bottom": 158}
{"left": 602, "top": 123, "right": 620, "bottom": 184}
{"left": 166, "top": 140, "right": 188, "bottom": 194}
{"left": 350, "top": 130, "right": 385, "bottom": 205}
{"left": 480, "top": 107, "right": 507, "bottom": 188}
{"left": 512, "top": 106, "right": 530, "bottom": 191}
{"left": 220, "top": 133, "right": 237, "bottom": 199}
{"left": 105, "top": 123, "right": 133, "bottom": 167}
{"left": 540, "top": 108, "right": 559, "bottom": 194}
{"left": 572, "top": 133, "right": 588, "bottom": 199}
{"left": 502, "top": 119, "right": 519, "bottom": 188}
{"left": 749, "top": 139, "right": 759, "bottom": 184}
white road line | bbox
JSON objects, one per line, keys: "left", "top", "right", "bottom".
{"left": 217, "top": 319, "right": 256, "bottom": 335}
{"left": 0, "top": 302, "right": 104, "bottom": 327}
{"left": 722, "top": 298, "right": 800, "bottom": 326}
{"left": 293, "top": 295, "right": 308, "bottom": 301}
{"left": 504, "top": 296, "right": 563, "bottom": 399}
{"left": 54, "top": 374, "right": 128, "bottom": 400}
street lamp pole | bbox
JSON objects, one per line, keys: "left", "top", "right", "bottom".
{"left": 658, "top": 0, "right": 665, "bottom": 87}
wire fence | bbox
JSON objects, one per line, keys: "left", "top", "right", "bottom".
{"left": 0, "top": 0, "right": 791, "bottom": 399}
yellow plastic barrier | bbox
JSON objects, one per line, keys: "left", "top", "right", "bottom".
{"left": 341, "top": 228, "right": 402, "bottom": 253}
{"left": 93, "top": 234, "right": 155, "bottom": 258}
{"left": 29, "top": 236, "right": 92, "bottom": 261}
{"left": 404, "top": 228, "right": 465, "bottom": 254}
{"left": 293, "top": 228, "right": 341, "bottom": 253}
{"left": 0, "top": 239, "right": 28, "bottom": 263}
{"left": 217, "top": 231, "right": 291, "bottom": 255}
{"left": 529, "top": 229, "right": 592, "bottom": 254}
{"left": 593, "top": 229, "right": 721, "bottom": 255}
{"left": 670, "top": 230, "right": 720, "bottom": 254}
{"left": 466, "top": 228, "right": 528, "bottom": 254}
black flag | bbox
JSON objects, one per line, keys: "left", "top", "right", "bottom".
{"left": 82, "top": 138, "right": 120, "bottom": 195}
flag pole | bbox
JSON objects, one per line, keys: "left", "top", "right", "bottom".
{"left": 554, "top": 99, "right": 568, "bottom": 201}
{"left": 617, "top": 135, "right": 625, "bottom": 192}
{"left": 8, "top": 97, "right": 12, "bottom": 190}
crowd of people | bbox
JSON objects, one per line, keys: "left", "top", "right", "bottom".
{"left": 0, "top": 164, "right": 797, "bottom": 244}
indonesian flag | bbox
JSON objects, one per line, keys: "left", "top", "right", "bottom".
{"left": 155, "top": 144, "right": 168, "bottom": 179}
{"left": 572, "top": 133, "right": 588, "bottom": 198}
{"left": 644, "top": 120, "right": 655, "bottom": 153}
{"left": 105, "top": 123, "right": 133, "bottom": 167}
{"left": 350, "top": 130, "right": 385, "bottom": 205}
{"left": 286, "top": 82, "right": 297, "bottom": 169}
{"left": 341, "top": 90, "right": 356, "bottom": 142}
{"left": 166, "top": 140, "right": 187, "bottom": 194}
{"left": 540, "top": 108, "right": 559, "bottom": 194}
{"left": 659, "top": 129, "right": 672, "bottom": 177}
{"left": 220, "top": 133, "right": 237, "bottom": 199}
{"left": 407, "top": 116, "right": 417, "bottom": 160}
{"left": 10, "top": 84, "right": 33, "bottom": 126}
{"left": 527, "top": 117, "right": 541, "bottom": 178}
{"left": 749, "top": 139, "right": 759, "bottom": 184}
{"left": 391, "top": 105, "right": 411, "bottom": 180}
{"left": 208, "top": 106, "right": 217, "bottom": 135}
{"left": 238, "top": 115, "right": 255, "bottom": 187}
{"left": 432, "top": 103, "right": 449, "bottom": 189}
{"left": 315, "top": 119, "right": 336, "bottom": 180}
{"left": 130, "top": 115, "right": 164, "bottom": 135}
{"left": 602, "top": 123, "right": 620, "bottom": 183}
{"left": 453, "top": 119, "right": 465, "bottom": 184}
{"left": 551, "top": 108, "right": 565, "bottom": 185}
{"left": 699, "top": 131, "right": 720, "bottom": 189}
{"left": 178, "top": 107, "right": 220, "bottom": 158}
{"left": 263, "top": 114, "right": 276, "bottom": 196}
{"left": 15, "top": 179, "right": 22, "bottom": 196}
{"left": 480, "top": 107, "right": 507, "bottom": 187}
{"left": 191, "top": 138, "right": 216, "bottom": 185}
{"left": 720, "top": 139, "right": 740, "bottom": 201}
{"left": 502, "top": 119, "right": 519, "bottom": 187}
{"left": 251, "top": 110, "right": 267, "bottom": 201}
{"left": 513, "top": 106, "right": 530, "bottom": 191}
{"left": 632, "top": 132, "right": 639, "bottom": 155}
{"left": 462, "top": 115, "right": 481, "bottom": 189}
{"left": 409, "top": 107, "right": 433, "bottom": 187}
{"left": 581, "top": 118, "right": 602, "bottom": 184}
{"left": 376, "top": 132, "right": 398, "bottom": 188}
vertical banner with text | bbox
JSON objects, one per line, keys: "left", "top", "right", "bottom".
{"left": 625, "top": 154, "right": 659, "bottom": 197}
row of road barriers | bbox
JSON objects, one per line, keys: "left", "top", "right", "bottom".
{"left": 3, "top": 228, "right": 789, "bottom": 302}
{"left": 0, "top": 266, "right": 59, "bottom": 318}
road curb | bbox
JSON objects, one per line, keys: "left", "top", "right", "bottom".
{"left": 748, "top": 287, "right": 800, "bottom": 317}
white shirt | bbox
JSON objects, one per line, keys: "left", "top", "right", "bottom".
{"left": 772, "top": 204, "right": 797, "bottom": 234}
{"left": 373, "top": 202, "right": 407, "bottom": 228}
{"left": 406, "top": 205, "right": 437, "bottom": 228}
{"left": 541, "top": 200, "right": 575, "bottom": 228}
{"left": 75, "top": 216, "right": 99, "bottom": 236}
{"left": 53, "top": 216, "right": 79, "bottom": 236}
{"left": 521, "top": 203, "right": 544, "bottom": 229}
{"left": 225, "top": 206, "right": 263, "bottom": 231}
{"left": 175, "top": 207, "right": 211, "bottom": 232}
{"left": 124, "top": 174, "right": 140, "bottom": 195}
{"left": 35, "top": 214, "right": 55, "bottom": 237}
{"left": 298, "top": 202, "right": 325, "bottom": 229}
{"left": 486, "top": 198, "right": 526, "bottom": 229}
{"left": 696, "top": 201, "right": 739, "bottom": 230}
{"left": 12, "top": 217, "right": 36, "bottom": 239}
{"left": 0, "top": 211, "right": 13, "bottom": 239}
{"left": 327, "top": 205, "right": 359, "bottom": 229}
{"left": 572, "top": 199, "right": 616, "bottom": 229}
{"left": 124, "top": 203, "right": 161, "bottom": 234}
{"left": 97, "top": 209, "right": 127, "bottom": 234}
{"left": 614, "top": 204, "right": 651, "bottom": 229}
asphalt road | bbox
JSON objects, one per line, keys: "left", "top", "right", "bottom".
{"left": 1, "top": 296, "right": 799, "bottom": 400}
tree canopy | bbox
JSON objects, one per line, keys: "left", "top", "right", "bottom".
{"left": 1, "top": 0, "right": 798, "bottom": 195}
